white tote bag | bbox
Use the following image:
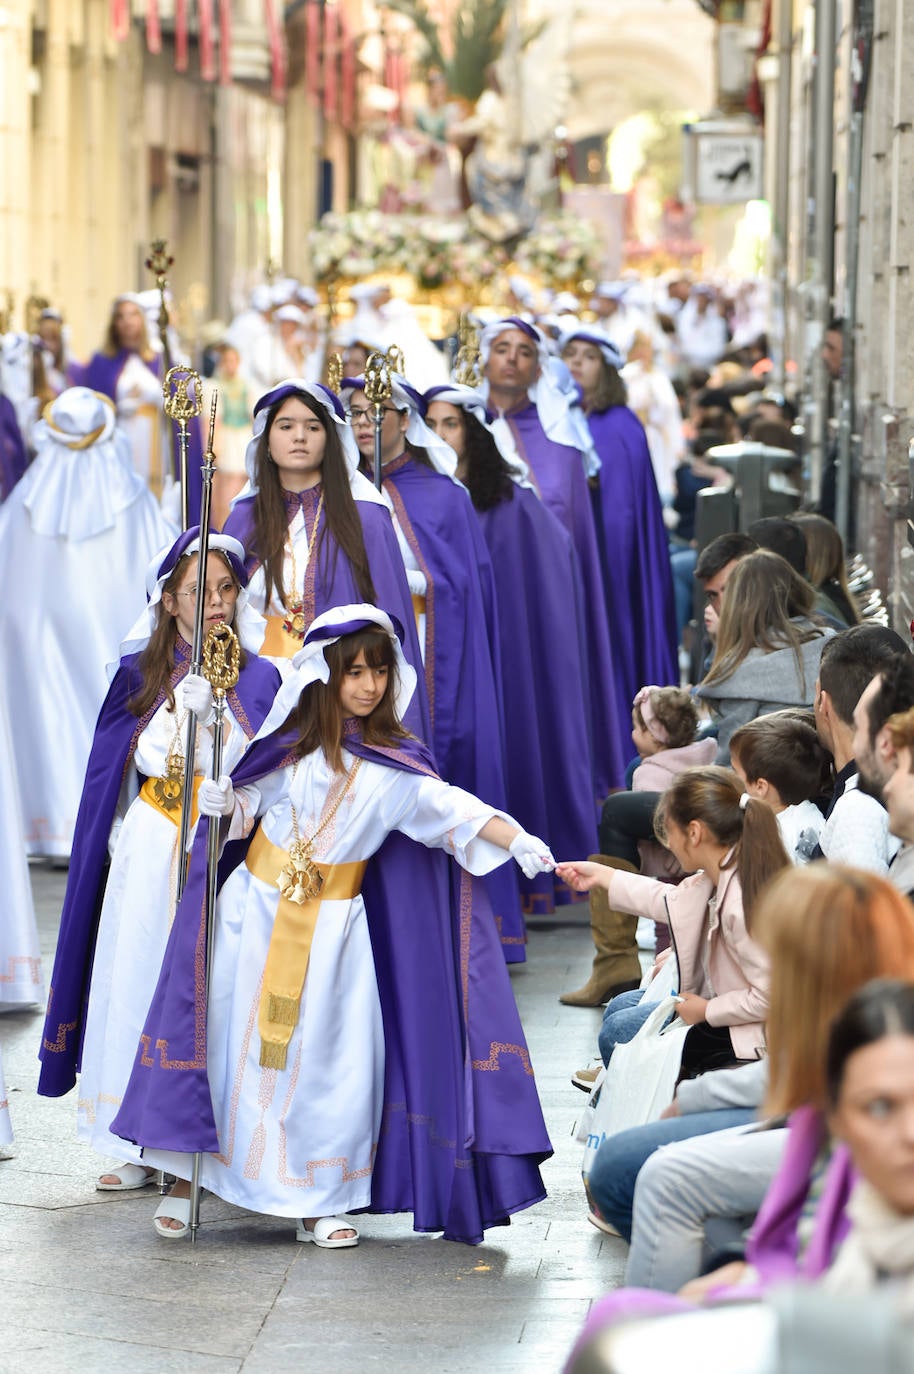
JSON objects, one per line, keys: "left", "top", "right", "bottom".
{"left": 578, "top": 995, "right": 690, "bottom": 1218}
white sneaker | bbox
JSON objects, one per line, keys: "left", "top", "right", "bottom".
{"left": 571, "top": 1061, "right": 603, "bottom": 1092}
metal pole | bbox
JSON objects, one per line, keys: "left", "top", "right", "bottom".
{"left": 188, "top": 622, "right": 240, "bottom": 1244}
{"left": 836, "top": 0, "right": 873, "bottom": 548}
{"left": 770, "top": 0, "right": 793, "bottom": 390}
{"left": 808, "top": 0, "right": 837, "bottom": 506}
{"left": 174, "top": 396, "right": 217, "bottom": 901}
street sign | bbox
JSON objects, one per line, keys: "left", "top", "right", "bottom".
{"left": 683, "top": 123, "right": 764, "bottom": 205}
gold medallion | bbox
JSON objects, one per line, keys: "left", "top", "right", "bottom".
{"left": 277, "top": 838, "right": 324, "bottom": 905}
{"left": 283, "top": 602, "right": 307, "bottom": 640}
{"left": 152, "top": 752, "right": 184, "bottom": 813}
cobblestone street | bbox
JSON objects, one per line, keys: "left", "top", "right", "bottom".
{"left": 0, "top": 869, "right": 624, "bottom": 1373}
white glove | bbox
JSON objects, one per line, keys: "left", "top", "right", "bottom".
{"left": 182, "top": 673, "right": 215, "bottom": 724}
{"left": 198, "top": 774, "right": 234, "bottom": 818}
{"left": 508, "top": 830, "right": 556, "bottom": 880}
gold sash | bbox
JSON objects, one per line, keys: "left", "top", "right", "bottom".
{"left": 139, "top": 773, "right": 203, "bottom": 829}
{"left": 261, "top": 614, "right": 305, "bottom": 660}
{"left": 245, "top": 824, "right": 366, "bottom": 1070}
{"left": 411, "top": 592, "right": 426, "bottom": 635}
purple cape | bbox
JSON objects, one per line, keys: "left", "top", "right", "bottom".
{"left": 78, "top": 350, "right": 204, "bottom": 517}
{"left": 37, "top": 642, "right": 280, "bottom": 1097}
{"left": 506, "top": 403, "right": 624, "bottom": 792}
{"left": 223, "top": 487, "right": 431, "bottom": 743}
{"left": 476, "top": 485, "right": 598, "bottom": 913}
{"left": 110, "top": 718, "right": 552, "bottom": 1245}
{"left": 0, "top": 395, "right": 28, "bottom": 501}
{"left": 587, "top": 405, "right": 678, "bottom": 719}
{"left": 380, "top": 454, "right": 525, "bottom": 960}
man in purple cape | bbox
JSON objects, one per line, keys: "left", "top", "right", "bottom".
{"left": 563, "top": 327, "right": 678, "bottom": 715}
{"left": 37, "top": 552, "right": 280, "bottom": 1097}
{"left": 78, "top": 347, "right": 204, "bottom": 517}
{"left": 480, "top": 318, "right": 624, "bottom": 793}
{"left": 110, "top": 712, "right": 552, "bottom": 1246}
{"left": 0, "top": 394, "right": 28, "bottom": 500}
{"left": 424, "top": 383, "right": 598, "bottom": 916}
{"left": 341, "top": 375, "right": 526, "bottom": 960}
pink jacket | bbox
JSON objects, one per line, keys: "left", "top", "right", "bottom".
{"left": 608, "top": 859, "right": 770, "bottom": 1061}
{"left": 631, "top": 737, "right": 718, "bottom": 792}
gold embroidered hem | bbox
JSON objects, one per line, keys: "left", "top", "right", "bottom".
{"left": 245, "top": 825, "right": 366, "bottom": 1070}
{"left": 139, "top": 773, "right": 203, "bottom": 829}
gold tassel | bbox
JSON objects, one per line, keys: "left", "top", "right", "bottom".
{"left": 267, "top": 993, "right": 300, "bottom": 1026}
{"left": 259, "top": 1039, "right": 289, "bottom": 1071}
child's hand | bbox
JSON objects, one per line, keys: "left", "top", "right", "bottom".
{"left": 555, "top": 861, "right": 611, "bottom": 894}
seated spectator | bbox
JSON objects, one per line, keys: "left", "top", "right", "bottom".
{"left": 854, "top": 659, "right": 914, "bottom": 896}
{"left": 560, "top": 688, "right": 717, "bottom": 1009}
{"left": 694, "top": 550, "right": 834, "bottom": 763}
{"left": 792, "top": 511, "right": 861, "bottom": 627}
{"left": 748, "top": 515, "right": 845, "bottom": 629}
{"left": 729, "top": 715, "right": 832, "bottom": 863}
{"left": 813, "top": 626, "right": 907, "bottom": 872}
{"left": 558, "top": 766, "right": 789, "bottom": 1079}
{"left": 563, "top": 864, "right": 914, "bottom": 1354}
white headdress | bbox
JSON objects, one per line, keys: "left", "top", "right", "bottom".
{"left": 23, "top": 387, "right": 146, "bottom": 542}
{"left": 253, "top": 603, "right": 416, "bottom": 740}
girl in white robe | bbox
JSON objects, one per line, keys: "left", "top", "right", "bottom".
{"left": 143, "top": 604, "right": 554, "bottom": 1243}
{"left": 37, "top": 531, "right": 279, "bottom": 1192}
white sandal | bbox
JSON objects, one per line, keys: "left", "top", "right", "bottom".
{"left": 96, "top": 1163, "right": 156, "bottom": 1192}
{"left": 295, "top": 1216, "right": 359, "bottom": 1248}
{"left": 153, "top": 1194, "right": 191, "bottom": 1240}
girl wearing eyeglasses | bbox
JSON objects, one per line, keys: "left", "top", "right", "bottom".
{"left": 37, "top": 530, "right": 279, "bottom": 1198}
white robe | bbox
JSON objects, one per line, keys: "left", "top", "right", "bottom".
{"left": 116, "top": 353, "right": 170, "bottom": 498}
{"left": 143, "top": 747, "right": 509, "bottom": 1220}
{"left": 0, "top": 692, "right": 42, "bottom": 1008}
{"left": 76, "top": 685, "right": 252, "bottom": 1160}
{"left": 0, "top": 450, "right": 172, "bottom": 857}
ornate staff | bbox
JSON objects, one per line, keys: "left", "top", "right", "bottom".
{"left": 174, "top": 391, "right": 218, "bottom": 898}
{"left": 163, "top": 365, "right": 203, "bottom": 532}
{"left": 453, "top": 314, "right": 482, "bottom": 387}
{"left": 364, "top": 348, "right": 394, "bottom": 492}
{"left": 188, "top": 619, "right": 241, "bottom": 1244}
{"left": 326, "top": 351, "right": 343, "bottom": 394}
{"left": 145, "top": 238, "right": 175, "bottom": 374}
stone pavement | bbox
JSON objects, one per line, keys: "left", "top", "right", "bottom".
{"left": 0, "top": 868, "right": 626, "bottom": 1374}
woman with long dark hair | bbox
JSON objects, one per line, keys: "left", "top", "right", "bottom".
{"left": 222, "top": 380, "right": 428, "bottom": 735}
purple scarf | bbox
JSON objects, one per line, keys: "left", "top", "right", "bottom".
{"left": 0, "top": 395, "right": 28, "bottom": 501}
{"left": 110, "top": 718, "right": 552, "bottom": 1244}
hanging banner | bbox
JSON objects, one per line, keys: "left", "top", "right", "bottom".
{"left": 199, "top": 0, "right": 216, "bottom": 81}
{"left": 146, "top": 0, "right": 162, "bottom": 53}
{"left": 264, "top": 0, "right": 287, "bottom": 102}
{"left": 218, "top": 0, "right": 232, "bottom": 85}
{"left": 341, "top": 16, "right": 356, "bottom": 130}
{"left": 323, "top": 3, "right": 338, "bottom": 121}
{"left": 306, "top": 0, "right": 321, "bottom": 105}
{"left": 175, "top": 0, "right": 189, "bottom": 71}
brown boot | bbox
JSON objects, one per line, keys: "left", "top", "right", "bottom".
{"left": 560, "top": 855, "right": 642, "bottom": 1006}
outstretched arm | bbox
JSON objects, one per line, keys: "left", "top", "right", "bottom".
{"left": 554, "top": 860, "right": 614, "bottom": 894}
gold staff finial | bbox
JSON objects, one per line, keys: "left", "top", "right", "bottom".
{"left": 327, "top": 353, "right": 343, "bottom": 394}
{"left": 202, "top": 621, "right": 241, "bottom": 699}
{"left": 454, "top": 313, "right": 482, "bottom": 387}
{"left": 364, "top": 350, "right": 394, "bottom": 406}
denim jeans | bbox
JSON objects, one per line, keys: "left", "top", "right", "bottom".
{"left": 598, "top": 988, "right": 652, "bottom": 1065}
{"left": 588, "top": 1109, "right": 757, "bottom": 1243}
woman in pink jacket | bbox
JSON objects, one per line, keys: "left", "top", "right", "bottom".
{"left": 559, "top": 766, "right": 790, "bottom": 1076}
